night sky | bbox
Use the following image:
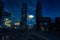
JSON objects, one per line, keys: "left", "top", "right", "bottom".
{"left": 1, "top": 0, "right": 60, "bottom": 25}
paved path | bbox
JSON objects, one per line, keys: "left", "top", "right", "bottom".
{"left": 0, "top": 29, "right": 60, "bottom": 40}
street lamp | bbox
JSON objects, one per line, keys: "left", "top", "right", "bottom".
{"left": 28, "top": 15, "right": 34, "bottom": 19}
{"left": 28, "top": 15, "right": 34, "bottom": 29}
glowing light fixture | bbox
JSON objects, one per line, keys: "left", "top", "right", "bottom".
{"left": 28, "top": 15, "right": 34, "bottom": 19}
{"left": 4, "top": 18, "right": 12, "bottom": 27}
{"left": 4, "top": 18, "right": 9, "bottom": 21}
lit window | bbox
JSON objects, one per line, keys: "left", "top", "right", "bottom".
{"left": 15, "top": 27, "right": 17, "bottom": 29}
{"left": 14, "top": 22, "right": 20, "bottom": 26}
{"left": 4, "top": 18, "right": 9, "bottom": 21}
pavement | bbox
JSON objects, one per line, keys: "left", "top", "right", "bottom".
{"left": 0, "top": 29, "right": 60, "bottom": 40}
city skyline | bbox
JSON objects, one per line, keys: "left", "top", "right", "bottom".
{"left": 2, "top": 0, "right": 60, "bottom": 19}
{"left": 0, "top": 0, "right": 60, "bottom": 40}
{"left": 0, "top": 0, "right": 60, "bottom": 25}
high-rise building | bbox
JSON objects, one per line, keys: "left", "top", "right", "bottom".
{"left": 20, "top": 3, "right": 27, "bottom": 29}
{"left": 55, "top": 17, "right": 60, "bottom": 29}
{"left": 35, "top": 0, "right": 43, "bottom": 30}
{"left": 36, "top": 0, "right": 42, "bottom": 17}
{"left": 39, "top": 17, "right": 51, "bottom": 31}
{"left": 0, "top": 1, "right": 11, "bottom": 28}
{"left": 0, "top": 1, "right": 4, "bottom": 25}
{"left": 50, "top": 17, "right": 60, "bottom": 32}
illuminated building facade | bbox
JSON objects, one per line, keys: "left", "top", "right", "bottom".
{"left": 20, "top": 3, "right": 27, "bottom": 29}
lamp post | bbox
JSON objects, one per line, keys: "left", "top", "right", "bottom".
{"left": 28, "top": 15, "right": 34, "bottom": 29}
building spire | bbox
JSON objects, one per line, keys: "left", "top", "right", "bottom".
{"left": 36, "top": 0, "right": 42, "bottom": 17}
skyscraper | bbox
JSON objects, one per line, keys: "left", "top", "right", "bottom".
{"left": 0, "top": 1, "right": 4, "bottom": 25}
{"left": 20, "top": 3, "right": 27, "bottom": 29}
{"left": 36, "top": 0, "right": 42, "bottom": 17}
{"left": 55, "top": 17, "right": 60, "bottom": 28}
{"left": 35, "top": 0, "right": 42, "bottom": 30}
{"left": 0, "top": 1, "right": 11, "bottom": 28}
